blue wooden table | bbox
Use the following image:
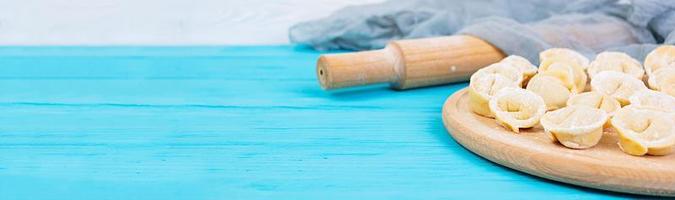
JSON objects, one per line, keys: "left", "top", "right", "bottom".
{"left": 0, "top": 46, "right": 639, "bottom": 199}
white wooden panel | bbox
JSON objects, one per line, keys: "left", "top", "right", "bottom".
{"left": 0, "top": 0, "right": 384, "bottom": 45}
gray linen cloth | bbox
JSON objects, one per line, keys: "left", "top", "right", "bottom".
{"left": 289, "top": 0, "right": 675, "bottom": 63}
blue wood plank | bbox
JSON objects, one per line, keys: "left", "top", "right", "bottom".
{"left": 0, "top": 46, "right": 639, "bottom": 199}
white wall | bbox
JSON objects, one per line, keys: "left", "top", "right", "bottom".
{"left": 0, "top": 0, "right": 384, "bottom": 45}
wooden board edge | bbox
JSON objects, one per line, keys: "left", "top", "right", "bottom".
{"left": 441, "top": 88, "right": 675, "bottom": 197}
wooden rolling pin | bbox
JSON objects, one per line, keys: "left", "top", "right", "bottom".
{"left": 316, "top": 35, "right": 506, "bottom": 90}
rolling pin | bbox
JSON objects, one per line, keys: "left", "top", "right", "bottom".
{"left": 316, "top": 35, "right": 506, "bottom": 90}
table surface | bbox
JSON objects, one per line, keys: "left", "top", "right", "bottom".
{"left": 0, "top": 46, "right": 641, "bottom": 199}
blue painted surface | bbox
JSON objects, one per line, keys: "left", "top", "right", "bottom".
{"left": 0, "top": 46, "right": 639, "bottom": 199}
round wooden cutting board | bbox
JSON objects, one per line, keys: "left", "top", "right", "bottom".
{"left": 442, "top": 88, "right": 675, "bottom": 196}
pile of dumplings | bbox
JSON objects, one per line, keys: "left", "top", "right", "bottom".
{"left": 468, "top": 45, "right": 675, "bottom": 156}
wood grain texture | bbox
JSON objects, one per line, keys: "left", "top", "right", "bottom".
{"left": 317, "top": 36, "right": 505, "bottom": 90}
{"left": 443, "top": 89, "right": 675, "bottom": 197}
{"left": 0, "top": 0, "right": 383, "bottom": 45}
{"left": 0, "top": 46, "right": 643, "bottom": 199}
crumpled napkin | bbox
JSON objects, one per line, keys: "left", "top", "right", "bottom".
{"left": 289, "top": 0, "right": 675, "bottom": 63}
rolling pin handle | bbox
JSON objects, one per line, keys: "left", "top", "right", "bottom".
{"left": 317, "top": 35, "right": 506, "bottom": 90}
{"left": 316, "top": 49, "right": 399, "bottom": 89}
